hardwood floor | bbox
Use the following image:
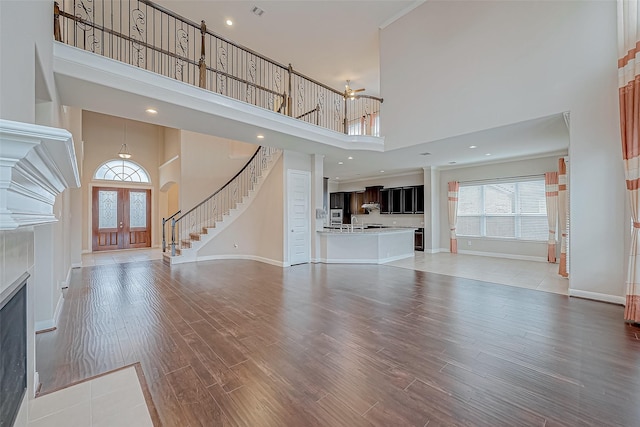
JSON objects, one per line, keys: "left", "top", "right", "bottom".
{"left": 37, "top": 260, "right": 640, "bottom": 426}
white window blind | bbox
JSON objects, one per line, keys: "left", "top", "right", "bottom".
{"left": 457, "top": 178, "right": 548, "bottom": 241}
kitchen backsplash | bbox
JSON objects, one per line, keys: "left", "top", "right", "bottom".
{"left": 352, "top": 211, "right": 424, "bottom": 227}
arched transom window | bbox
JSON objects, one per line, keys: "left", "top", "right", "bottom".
{"left": 94, "top": 159, "right": 150, "bottom": 183}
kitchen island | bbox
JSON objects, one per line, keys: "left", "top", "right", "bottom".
{"left": 316, "top": 227, "right": 415, "bottom": 264}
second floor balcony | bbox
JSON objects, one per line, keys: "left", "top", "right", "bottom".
{"left": 54, "top": 0, "right": 383, "bottom": 138}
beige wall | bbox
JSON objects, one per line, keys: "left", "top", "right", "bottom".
{"left": 439, "top": 154, "right": 566, "bottom": 259}
{"left": 179, "top": 131, "right": 257, "bottom": 210}
{"left": 81, "top": 112, "right": 162, "bottom": 251}
{"left": 197, "top": 155, "right": 285, "bottom": 263}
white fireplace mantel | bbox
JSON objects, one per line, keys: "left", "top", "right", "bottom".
{"left": 0, "top": 119, "right": 80, "bottom": 230}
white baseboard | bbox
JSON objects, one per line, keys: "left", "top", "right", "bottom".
{"left": 569, "top": 289, "right": 626, "bottom": 305}
{"left": 35, "top": 319, "right": 55, "bottom": 332}
{"left": 315, "top": 253, "right": 414, "bottom": 265}
{"left": 34, "top": 371, "right": 40, "bottom": 397}
{"left": 35, "top": 292, "right": 64, "bottom": 333}
{"left": 61, "top": 266, "right": 73, "bottom": 288}
{"left": 71, "top": 262, "right": 82, "bottom": 269}
{"left": 53, "top": 291, "right": 64, "bottom": 326}
{"left": 196, "top": 254, "right": 286, "bottom": 267}
{"left": 422, "top": 248, "right": 443, "bottom": 254}
{"left": 457, "top": 249, "right": 546, "bottom": 263}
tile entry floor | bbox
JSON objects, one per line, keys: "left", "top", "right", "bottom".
{"left": 388, "top": 252, "right": 569, "bottom": 295}
{"left": 28, "top": 366, "right": 153, "bottom": 427}
{"left": 81, "top": 247, "right": 163, "bottom": 266}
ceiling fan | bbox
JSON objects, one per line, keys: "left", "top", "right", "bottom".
{"left": 344, "top": 80, "right": 365, "bottom": 99}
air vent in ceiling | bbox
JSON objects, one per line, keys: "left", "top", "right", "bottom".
{"left": 420, "top": 152, "right": 431, "bottom": 156}
{"left": 252, "top": 6, "right": 264, "bottom": 16}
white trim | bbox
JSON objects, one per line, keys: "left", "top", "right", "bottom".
{"left": 35, "top": 319, "right": 55, "bottom": 332}
{"left": 315, "top": 253, "right": 414, "bottom": 264}
{"left": 53, "top": 291, "right": 64, "bottom": 326}
{"left": 159, "top": 155, "right": 179, "bottom": 169}
{"left": 0, "top": 119, "right": 80, "bottom": 230}
{"left": 53, "top": 43, "right": 385, "bottom": 153}
{"left": 335, "top": 170, "right": 424, "bottom": 185}
{"left": 568, "top": 289, "right": 625, "bottom": 305}
{"left": 61, "top": 266, "right": 72, "bottom": 288}
{"left": 423, "top": 248, "right": 443, "bottom": 254}
{"left": 34, "top": 291, "right": 64, "bottom": 332}
{"left": 195, "top": 254, "right": 285, "bottom": 267}
{"left": 457, "top": 249, "right": 547, "bottom": 263}
{"left": 379, "top": 0, "right": 426, "bottom": 29}
{"left": 71, "top": 262, "right": 82, "bottom": 268}
{"left": 33, "top": 372, "right": 40, "bottom": 398}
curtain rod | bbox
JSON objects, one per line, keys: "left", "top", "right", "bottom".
{"left": 458, "top": 173, "right": 545, "bottom": 185}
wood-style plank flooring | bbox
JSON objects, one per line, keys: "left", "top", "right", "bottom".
{"left": 37, "top": 260, "right": 640, "bottom": 426}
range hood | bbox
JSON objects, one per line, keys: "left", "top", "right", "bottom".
{"left": 361, "top": 203, "right": 380, "bottom": 211}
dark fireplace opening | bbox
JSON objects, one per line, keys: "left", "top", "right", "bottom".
{"left": 0, "top": 275, "right": 27, "bottom": 427}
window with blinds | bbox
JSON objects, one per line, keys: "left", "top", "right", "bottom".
{"left": 457, "top": 179, "right": 548, "bottom": 241}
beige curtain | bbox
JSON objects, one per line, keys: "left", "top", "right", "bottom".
{"left": 448, "top": 181, "right": 460, "bottom": 254}
{"left": 618, "top": 0, "right": 640, "bottom": 323}
{"left": 558, "top": 158, "right": 569, "bottom": 277}
{"left": 545, "top": 172, "right": 558, "bottom": 263}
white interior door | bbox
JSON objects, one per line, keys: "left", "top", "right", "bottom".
{"left": 288, "top": 170, "right": 311, "bottom": 265}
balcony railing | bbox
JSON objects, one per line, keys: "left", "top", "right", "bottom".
{"left": 54, "top": 0, "right": 383, "bottom": 136}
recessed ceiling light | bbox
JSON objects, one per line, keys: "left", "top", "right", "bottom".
{"left": 335, "top": 177, "right": 340, "bottom": 180}
{"left": 380, "top": 170, "right": 385, "bottom": 173}
{"left": 348, "top": 156, "right": 353, "bottom": 160}
{"left": 469, "top": 145, "right": 477, "bottom": 149}
{"left": 145, "top": 108, "right": 157, "bottom": 114}
{"left": 338, "top": 161, "right": 344, "bottom": 165}
{"left": 485, "top": 153, "right": 491, "bottom": 156}
{"left": 257, "top": 134, "right": 264, "bottom": 139}
{"left": 226, "top": 19, "right": 233, "bottom": 26}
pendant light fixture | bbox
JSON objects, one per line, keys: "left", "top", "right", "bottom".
{"left": 118, "top": 120, "right": 132, "bottom": 159}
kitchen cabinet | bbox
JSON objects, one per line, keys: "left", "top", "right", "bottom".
{"left": 380, "top": 189, "right": 390, "bottom": 214}
{"left": 351, "top": 191, "right": 365, "bottom": 215}
{"left": 329, "top": 192, "right": 351, "bottom": 223}
{"left": 364, "top": 186, "right": 383, "bottom": 205}
{"left": 391, "top": 188, "right": 403, "bottom": 214}
{"left": 415, "top": 185, "right": 424, "bottom": 214}
{"left": 403, "top": 187, "right": 415, "bottom": 213}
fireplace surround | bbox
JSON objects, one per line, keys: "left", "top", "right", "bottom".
{"left": 0, "top": 273, "right": 28, "bottom": 427}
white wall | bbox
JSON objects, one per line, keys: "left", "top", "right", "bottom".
{"left": 381, "top": 0, "right": 625, "bottom": 300}
{"left": 0, "top": 1, "right": 78, "bottom": 418}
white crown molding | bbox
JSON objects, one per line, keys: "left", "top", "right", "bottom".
{"left": 0, "top": 119, "right": 80, "bottom": 230}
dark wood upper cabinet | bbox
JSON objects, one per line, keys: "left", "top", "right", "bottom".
{"left": 391, "top": 188, "right": 403, "bottom": 214}
{"left": 364, "top": 186, "right": 383, "bottom": 205}
{"left": 380, "top": 189, "right": 390, "bottom": 214}
{"left": 415, "top": 185, "right": 425, "bottom": 213}
{"left": 403, "top": 187, "right": 415, "bottom": 214}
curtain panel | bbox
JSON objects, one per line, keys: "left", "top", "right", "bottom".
{"left": 545, "top": 172, "right": 559, "bottom": 263}
{"left": 558, "top": 158, "right": 569, "bottom": 277}
{"left": 618, "top": 0, "right": 640, "bottom": 323}
{"left": 448, "top": 181, "right": 460, "bottom": 254}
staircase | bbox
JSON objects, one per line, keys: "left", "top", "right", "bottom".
{"left": 163, "top": 146, "right": 281, "bottom": 265}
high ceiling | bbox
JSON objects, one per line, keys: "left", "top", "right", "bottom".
{"left": 156, "top": 0, "right": 420, "bottom": 97}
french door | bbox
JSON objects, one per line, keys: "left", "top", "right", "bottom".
{"left": 92, "top": 187, "right": 151, "bottom": 251}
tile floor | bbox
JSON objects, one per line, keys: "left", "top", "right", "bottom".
{"left": 81, "top": 248, "right": 163, "bottom": 266}
{"left": 28, "top": 367, "right": 153, "bottom": 427}
{"left": 387, "top": 251, "right": 569, "bottom": 295}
